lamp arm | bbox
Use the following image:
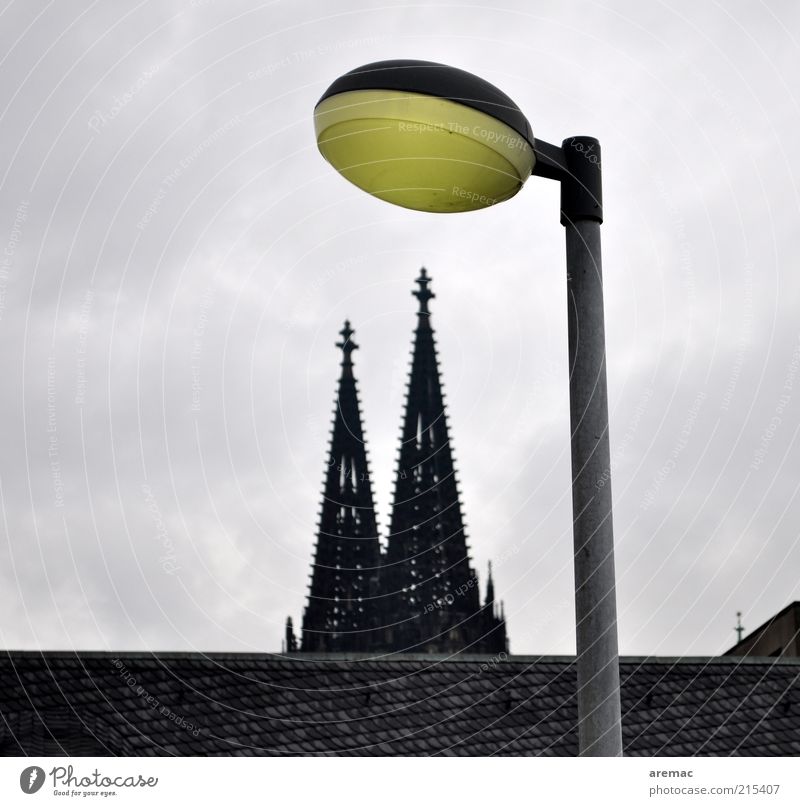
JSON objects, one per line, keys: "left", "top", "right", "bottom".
{"left": 531, "top": 138, "right": 568, "bottom": 181}
{"left": 531, "top": 136, "right": 603, "bottom": 226}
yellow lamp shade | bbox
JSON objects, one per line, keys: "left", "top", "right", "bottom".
{"left": 314, "top": 62, "right": 536, "bottom": 213}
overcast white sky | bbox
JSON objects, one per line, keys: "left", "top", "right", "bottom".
{"left": 0, "top": 0, "right": 798, "bottom": 656}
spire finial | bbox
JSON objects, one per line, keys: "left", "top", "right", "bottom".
{"left": 485, "top": 560, "right": 495, "bottom": 607}
{"left": 337, "top": 320, "right": 358, "bottom": 373}
{"left": 413, "top": 267, "right": 435, "bottom": 316}
{"left": 735, "top": 611, "right": 744, "bottom": 643}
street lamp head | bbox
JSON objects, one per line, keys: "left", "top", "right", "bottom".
{"left": 314, "top": 60, "right": 536, "bottom": 213}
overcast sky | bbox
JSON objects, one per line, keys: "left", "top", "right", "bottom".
{"left": 0, "top": 0, "right": 798, "bottom": 656}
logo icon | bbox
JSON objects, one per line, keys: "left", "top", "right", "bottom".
{"left": 19, "top": 766, "right": 45, "bottom": 794}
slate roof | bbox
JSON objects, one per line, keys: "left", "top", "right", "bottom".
{"left": 1, "top": 652, "right": 798, "bottom": 756}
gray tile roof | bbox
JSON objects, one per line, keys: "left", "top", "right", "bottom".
{"left": 1, "top": 652, "right": 798, "bottom": 756}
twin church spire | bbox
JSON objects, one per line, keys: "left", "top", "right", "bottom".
{"left": 299, "top": 321, "right": 382, "bottom": 652}
{"left": 290, "top": 269, "right": 508, "bottom": 655}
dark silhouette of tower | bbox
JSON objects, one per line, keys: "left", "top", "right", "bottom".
{"left": 298, "top": 321, "right": 382, "bottom": 652}
{"left": 290, "top": 272, "right": 508, "bottom": 655}
{"left": 382, "top": 269, "right": 507, "bottom": 653}
{"left": 482, "top": 561, "right": 507, "bottom": 653}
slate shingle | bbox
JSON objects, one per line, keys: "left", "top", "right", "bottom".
{"left": 1, "top": 652, "right": 798, "bottom": 756}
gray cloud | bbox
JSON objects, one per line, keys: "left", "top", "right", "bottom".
{"left": 0, "top": 0, "right": 798, "bottom": 655}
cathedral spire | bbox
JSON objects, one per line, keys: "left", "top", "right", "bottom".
{"left": 299, "top": 321, "right": 382, "bottom": 652}
{"left": 485, "top": 561, "right": 495, "bottom": 609}
{"left": 292, "top": 272, "right": 509, "bottom": 656}
{"left": 382, "top": 269, "right": 506, "bottom": 653}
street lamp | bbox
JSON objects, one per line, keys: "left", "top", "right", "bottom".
{"left": 313, "top": 59, "right": 622, "bottom": 757}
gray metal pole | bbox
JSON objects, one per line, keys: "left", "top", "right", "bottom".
{"left": 561, "top": 137, "right": 623, "bottom": 757}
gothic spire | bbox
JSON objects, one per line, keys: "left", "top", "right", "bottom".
{"left": 485, "top": 561, "right": 495, "bottom": 609}
{"left": 300, "top": 321, "right": 382, "bottom": 652}
{"left": 382, "top": 269, "right": 492, "bottom": 653}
